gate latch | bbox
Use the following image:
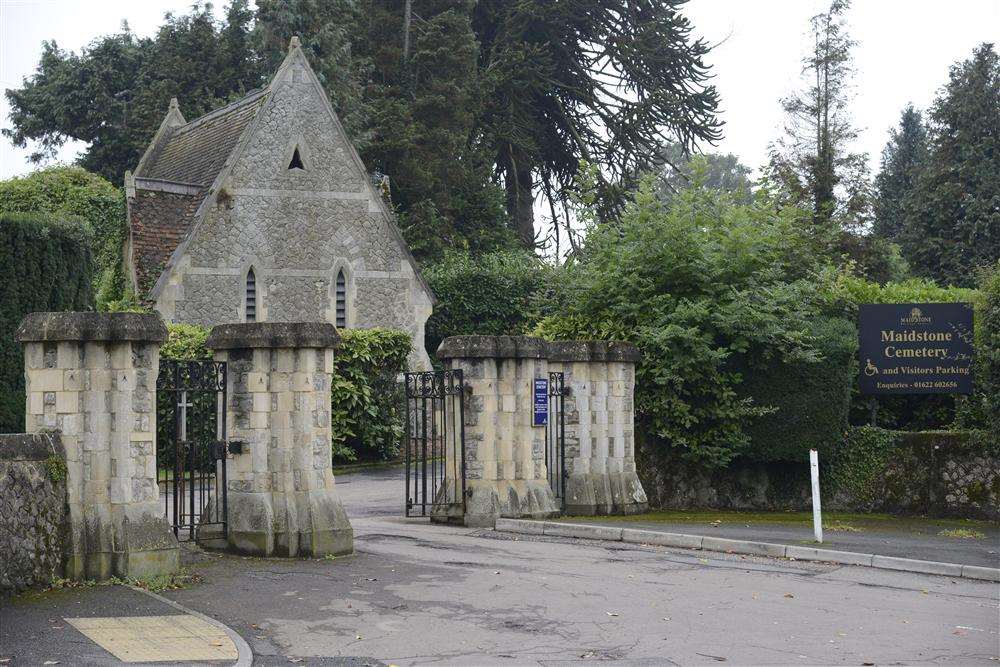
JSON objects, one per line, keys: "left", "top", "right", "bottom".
{"left": 227, "top": 440, "right": 245, "bottom": 455}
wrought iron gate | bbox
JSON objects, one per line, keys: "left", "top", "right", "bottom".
{"left": 156, "top": 359, "right": 228, "bottom": 541}
{"left": 546, "top": 371, "right": 567, "bottom": 509}
{"left": 404, "top": 369, "right": 466, "bottom": 517}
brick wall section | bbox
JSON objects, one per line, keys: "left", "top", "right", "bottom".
{"left": 0, "top": 433, "right": 67, "bottom": 595}
{"left": 129, "top": 188, "right": 204, "bottom": 298}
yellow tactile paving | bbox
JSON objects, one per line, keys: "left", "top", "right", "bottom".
{"left": 65, "top": 615, "right": 238, "bottom": 663}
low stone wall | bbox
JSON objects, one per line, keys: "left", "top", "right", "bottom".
{"left": 0, "top": 432, "right": 68, "bottom": 595}
{"left": 637, "top": 430, "right": 1000, "bottom": 520}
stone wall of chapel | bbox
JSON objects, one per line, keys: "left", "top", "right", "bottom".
{"left": 154, "top": 58, "right": 432, "bottom": 368}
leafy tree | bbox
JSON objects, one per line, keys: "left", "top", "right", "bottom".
{"left": 354, "top": 0, "right": 514, "bottom": 260}
{"left": 4, "top": 2, "right": 263, "bottom": 184}
{"left": 973, "top": 261, "right": 1000, "bottom": 437}
{"left": 900, "top": 43, "right": 1000, "bottom": 287}
{"left": 534, "top": 177, "right": 841, "bottom": 467}
{"left": 473, "top": 0, "right": 722, "bottom": 246}
{"left": 873, "top": 104, "right": 928, "bottom": 241}
{"left": 0, "top": 166, "right": 126, "bottom": 308}
{"left": 657, "top": 145, "right": 754, "bottom": 203}
{"left": 423, "top": 249, "right": 551, "bottom": 357}
{"left": 764, "top": 0, "right": 870, "bottom": 229}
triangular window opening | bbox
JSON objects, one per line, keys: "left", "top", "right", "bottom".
{"left": 288, "top": 147, "right": 305, "bottom": 171}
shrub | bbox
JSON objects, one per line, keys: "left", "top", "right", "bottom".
{"left": 0, "top": 167, "right": 127, "bottom": 309}
{"left": 973, "top": 262, "right": 1000, "bottom": 437}
{"left": 738, "top": 316, "right": 856, "bottom": 462}
{"left": 534, "top": 178, "right": 840, "bottom": 467}
{"left": 1, "top": 213, "right": 94, "bottom": 433}
{"left": 423, "top": 249, "right": 551, "bottom": 359}
{"left": 160, "top": 323, "right": 210, "bottom": 360}
{"left": 331, "top": 328, "right": 412, "bottom": 463}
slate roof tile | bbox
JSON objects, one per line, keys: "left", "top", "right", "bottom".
{"left": 137, "top": 90, "right": 268, "bottom": 186}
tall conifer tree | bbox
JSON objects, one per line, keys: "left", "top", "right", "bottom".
{"left": 764, "top": 0, "right": 870, "bottom": 229}
{"left": 900, "top": 43, "right": 1000, "bottom": 286}
{"left": 873, "top": 104, "right": 929, "bottom": 242}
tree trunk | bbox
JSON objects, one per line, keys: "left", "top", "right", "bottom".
{"left": 504, "top": 147, "right": 535, "bottom": 247}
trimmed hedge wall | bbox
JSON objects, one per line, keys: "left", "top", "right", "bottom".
{"left": 739, "top": 316, "right": 856, "bottom": 462}
{"left": 1, "top": 214, "right": 94, "bottom": 433}
{"left": 0, "top": 166, "right": 127, "bottom": 309}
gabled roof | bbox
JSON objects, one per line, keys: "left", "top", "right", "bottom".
{"left": 127, "top": 36, "right": 435, "bottom": 306}
{"left": 135, "top": 90, "right": 268, "bottom": 186}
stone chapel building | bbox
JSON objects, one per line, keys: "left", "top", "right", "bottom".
{"left": 124, "top": 37, "right": 434, "bottom": 368}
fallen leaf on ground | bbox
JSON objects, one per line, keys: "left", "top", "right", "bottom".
{"left": 784, "top": 593, "right": 795, "bottom": 598}
{"left": 606, "top": 612, "right": 619, "bottom": 617}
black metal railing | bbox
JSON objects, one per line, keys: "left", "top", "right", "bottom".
{"left": 546, "top": 371, "right": 567, "bottom": 509}
{"left": 156, "top": 359, "right": 228, "bottom": 541}
{"left": 404, "top": 369, "right": 466, "bottom": 518}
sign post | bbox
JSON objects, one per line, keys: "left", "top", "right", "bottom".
{"left": 810, "top": 449, "right": 823, "bottom": 543}
{"left": 533, "top": 378, "right": 548, "bottom": 427}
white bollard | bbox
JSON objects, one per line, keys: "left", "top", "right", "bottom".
{"left": 810, "top": 449, "right": 823, "bottom": 543}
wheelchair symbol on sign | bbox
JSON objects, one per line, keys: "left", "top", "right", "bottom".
{"left": 864, "top": 359, "right": 879, "bottom": 377}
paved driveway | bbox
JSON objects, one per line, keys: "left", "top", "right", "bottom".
{"left": 156, "top": 467, "right": 1000, "bottom": 665}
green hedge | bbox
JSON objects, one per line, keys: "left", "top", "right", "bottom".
{"left": 331, "top": 329, "right": 412, "bottom": 463}
{"left": 738, "top": 316, "right": 856, "bottom": 462}
{"left": 1, "top": 214, "right": 94, "bottom": 433}
{"left": 0, "top": 167, "right": 127, "bottom": 309}
{"left": 423, "top": 249, "right": 551, "bottom": 360}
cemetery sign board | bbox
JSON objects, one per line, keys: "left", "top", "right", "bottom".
{"left": 858, "top": 303, "right": 974, "bottom": 395}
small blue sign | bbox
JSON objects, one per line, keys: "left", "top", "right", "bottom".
{"left": 533, "top": 378, "right": 548, "bottom": 426}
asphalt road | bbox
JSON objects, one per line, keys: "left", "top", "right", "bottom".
{"left": 158, "top": 467, "right": 1000, "bottom": 665}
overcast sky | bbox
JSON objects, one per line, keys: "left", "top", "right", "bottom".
{"left": 1, "top": 0, "right": 998, "bottom": 181}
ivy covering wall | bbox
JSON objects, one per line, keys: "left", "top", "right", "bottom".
{"left": 0, "top": 214, "right": 94, "bottom": 433}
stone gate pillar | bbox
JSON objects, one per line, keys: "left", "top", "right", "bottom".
{"left": 206, "top": 322, "right": 352, "bottom": 557}
{"left": 437, "top": 336, "right": 560, "bottom": 527}
{"left": 549, "top": 341, "right": 647, "bottom": 515}
{"left": 17, "top": 312, "right": 178, "bottom": 580}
